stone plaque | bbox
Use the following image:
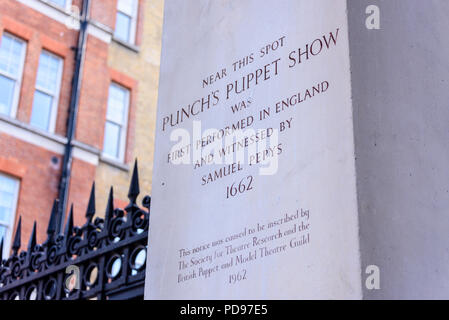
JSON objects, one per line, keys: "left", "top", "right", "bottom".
{"left": 145, "top": 0, "right": 362, "bottom": 299}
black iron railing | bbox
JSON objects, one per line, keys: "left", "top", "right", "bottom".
{"left": 0, "top": 161, "right": 150, "bottom": 300}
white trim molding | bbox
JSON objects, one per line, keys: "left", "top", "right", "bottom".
{"left": 0, "top": 114, "right": 103, "bottom": 166}
{"left": 0, "top": 113, "right": 66, "bottom": 154}
{"left": 72, "top": 140, "right": 100, "bottom": 166}
{"left": 100, "top": 155, "right": 129, "bottom": 172}
{"left": 16, "top": 0, "right": 113, "bottom": 43}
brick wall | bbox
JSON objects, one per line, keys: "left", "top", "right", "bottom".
{"left": 0, "top": 133, "right": 61, "bottom": 246}
{"left": 0, "top": 0, "right": 162, "bottom": 254}
{"left": 75, "top": 35, "right": 109, "bottom": 149}
{"left": 0, "top": 0, "right": 78, "bottom": 137}
{"left": 90, "top": 0, "right": 117, "bottom": 30}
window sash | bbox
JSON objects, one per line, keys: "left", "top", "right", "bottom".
{"left": 118, "top": 10, "right": 133, "bottom": 19}
{"left": 106, "top": 84, "right": 128, "bottom": 125}
{"left": 30, "top": 50, "right": 63, "bottom": 133}
{"left": 48, "top": 0, "right": 66, "bottom": 6}
{"left": 106, "top": 117, "right": 125, "bottom": 127}
{"left": 104, "top": 121, "right": 123, "bottom": 159}
{"left": 117, "top": 0, "right": 135, "bottom": 15}
{"left": 0, "top": 33, "right": 26, "bottom": 118}
{"left": 35, "top": 83, "right": 57, "bottom": 97}
{"left": 0, "top": 221, "right": 9, "bottom": 227}
{"left": 35, "top": 51, "right": 62, "bottom": 94}
{"left": 0, "top": 66, "right": 21, "bottom": 81}
{"left": 115, "top": 0, "right": 138, "bottom": 44}
{"left": 30, "top": 90, "right": 54, "bottom": 131}
{"left": 115, "top": 12, "right": 132, "bottom": 43}
{"left": 0, "top": 71, "right": 19, "bottom": 82}
{"left": 103, "top": 83, "right": 130, "bottom": 162}
{"left": 0, "top": 173, "right": 19, "bottom": 260}
{"left": 0, "top": 75, "right": 16, "bottom": 116}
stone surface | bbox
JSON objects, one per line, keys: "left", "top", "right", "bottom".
{"left": 348, "top": 0, "right": 449, "bottom": 299}
{"left": 146, "top": 0, "right": 362, "bottom": 299}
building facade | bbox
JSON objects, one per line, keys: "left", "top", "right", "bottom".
{"left": 0, "top": 0, "right": 162, "bottom": 257}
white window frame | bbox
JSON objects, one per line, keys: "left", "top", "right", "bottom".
{"left": 0, "top": 32, "right": 27, "bottom": 119}
{"left": 0, "top": 173, "right": 20, "bottom": 260}
{"left": 102, "top": 83, "right": 130, "bottom": 163}
{"left": 31, "top": 50, "right": 63, "bottom": 133}
{"left": 115, "top": 0, "right": 139, "bottom": 44}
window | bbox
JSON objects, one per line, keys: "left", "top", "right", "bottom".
{"left": 114, "top": 0, "right": 138, "bottom": 44}
{"left": 0, "top": 173, "right": 20, "bottom": 259}
{"left": 103, "top": 83, "right": 130, "bottom": 162}
{"left": 0, "top": 33, "right": 26, "bottom": 118}
{"left": 30, "top": 51, "right": 63, "bottom": 132}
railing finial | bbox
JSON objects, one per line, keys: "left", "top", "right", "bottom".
{"left": 65, "top": 204, "right": 74, "bottom": 237}
{"left": 0, "top": 237, "right": 3, "bottom": 263}
{"left": 105, "top": 187, "right": 114, "bottom": 224}
{"left": 46, "top": 200, "right": 59, "bottom": 243}
{"left": 127, "top": 159, "right": 140, "bottom": 206}
{"left": 86, "top": 182, "right": 96, "bottom": 222}
{"left": 27, "top": 221, "right": 37, "bottom": 254}
{"left": 12, "top": 216, "right": 22, "bottom": 255}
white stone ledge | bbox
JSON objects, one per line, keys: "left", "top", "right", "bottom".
{"left": 112, "top": 37, "right": 141, "bottom": 53}
{"left": 99, "top": 155, "right": 130, "bottom": 172}
{"left": 0, "top": 114, "right": 102, "bottom": 166}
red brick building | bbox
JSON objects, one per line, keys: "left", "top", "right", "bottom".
{"left": 0, "top": 0, "right": 154, "bottom": 257}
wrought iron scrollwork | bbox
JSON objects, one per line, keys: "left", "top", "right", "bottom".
{"left": 0, "top": 160, "right": 150, "bottom": 300}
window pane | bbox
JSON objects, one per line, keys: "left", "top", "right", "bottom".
{"left": 0, "top": 206, "right": 9, "bottom": 223}
{"left": 107, "top": 84, "right": 128, "bottom": 124}
{"left": 0, "top": 174, "right": 18, "bottom": 260}
{"left": 0, "top": 34, "right": 25, "bottom": 78}
{"left": 36, "top": 52, "right": 61, "bottom": 94}
{"left": 115, "top": 12, "right": 131, "bottom": 42}
{"left": 31, "top": 51, "right": 62, "bottom": 132}
{"left": 0, "top": 172, "right": 17, "bottom": 194}
{"left": 0, "top": 174, "right": 18, "bottom": 224}
{"left": 117, "top": 0, "right": 135, "bottom": 16}
{"left": 30, "top": 90, "right": 53, "bottom": 130}
{"left": 0, "top": 193, "right": 14, "bottom": 208}
{"left": 0, "top": 75, "right": 15, "bottom": 115}
{"left": 103, "top": 122, "right": 121, "bottom": 158}
{"left": 48, "top": 0, "right": 66, "bottom": 7}
{"left": 104, "top": 84, "right": 129, "bottom": 160}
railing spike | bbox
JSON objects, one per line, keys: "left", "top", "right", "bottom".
{"left": 27, "top": 221, "right": 37, "bottom": 253}
{"left": 105, "top": 187, "right": 114, "bottom": 223}
{"left": 127, "top": 159, "right": 140, "bottom": 205}
{"left": 0, "top": 237, "right": 3, "bottom": 263}
{"left": 65, "top": 204, "right": 74, "bottom": 237}
{"left": 47, "top": 200, "right": 59, "bottom": 241}
{"left": 12, "top": 216, "right": 22, "bottom": 255}
{"left": 0, "top": 170, "right": 151, "bottom": 297}
{"left": 86, "top": 182, "right": 96, "bottom": 222}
